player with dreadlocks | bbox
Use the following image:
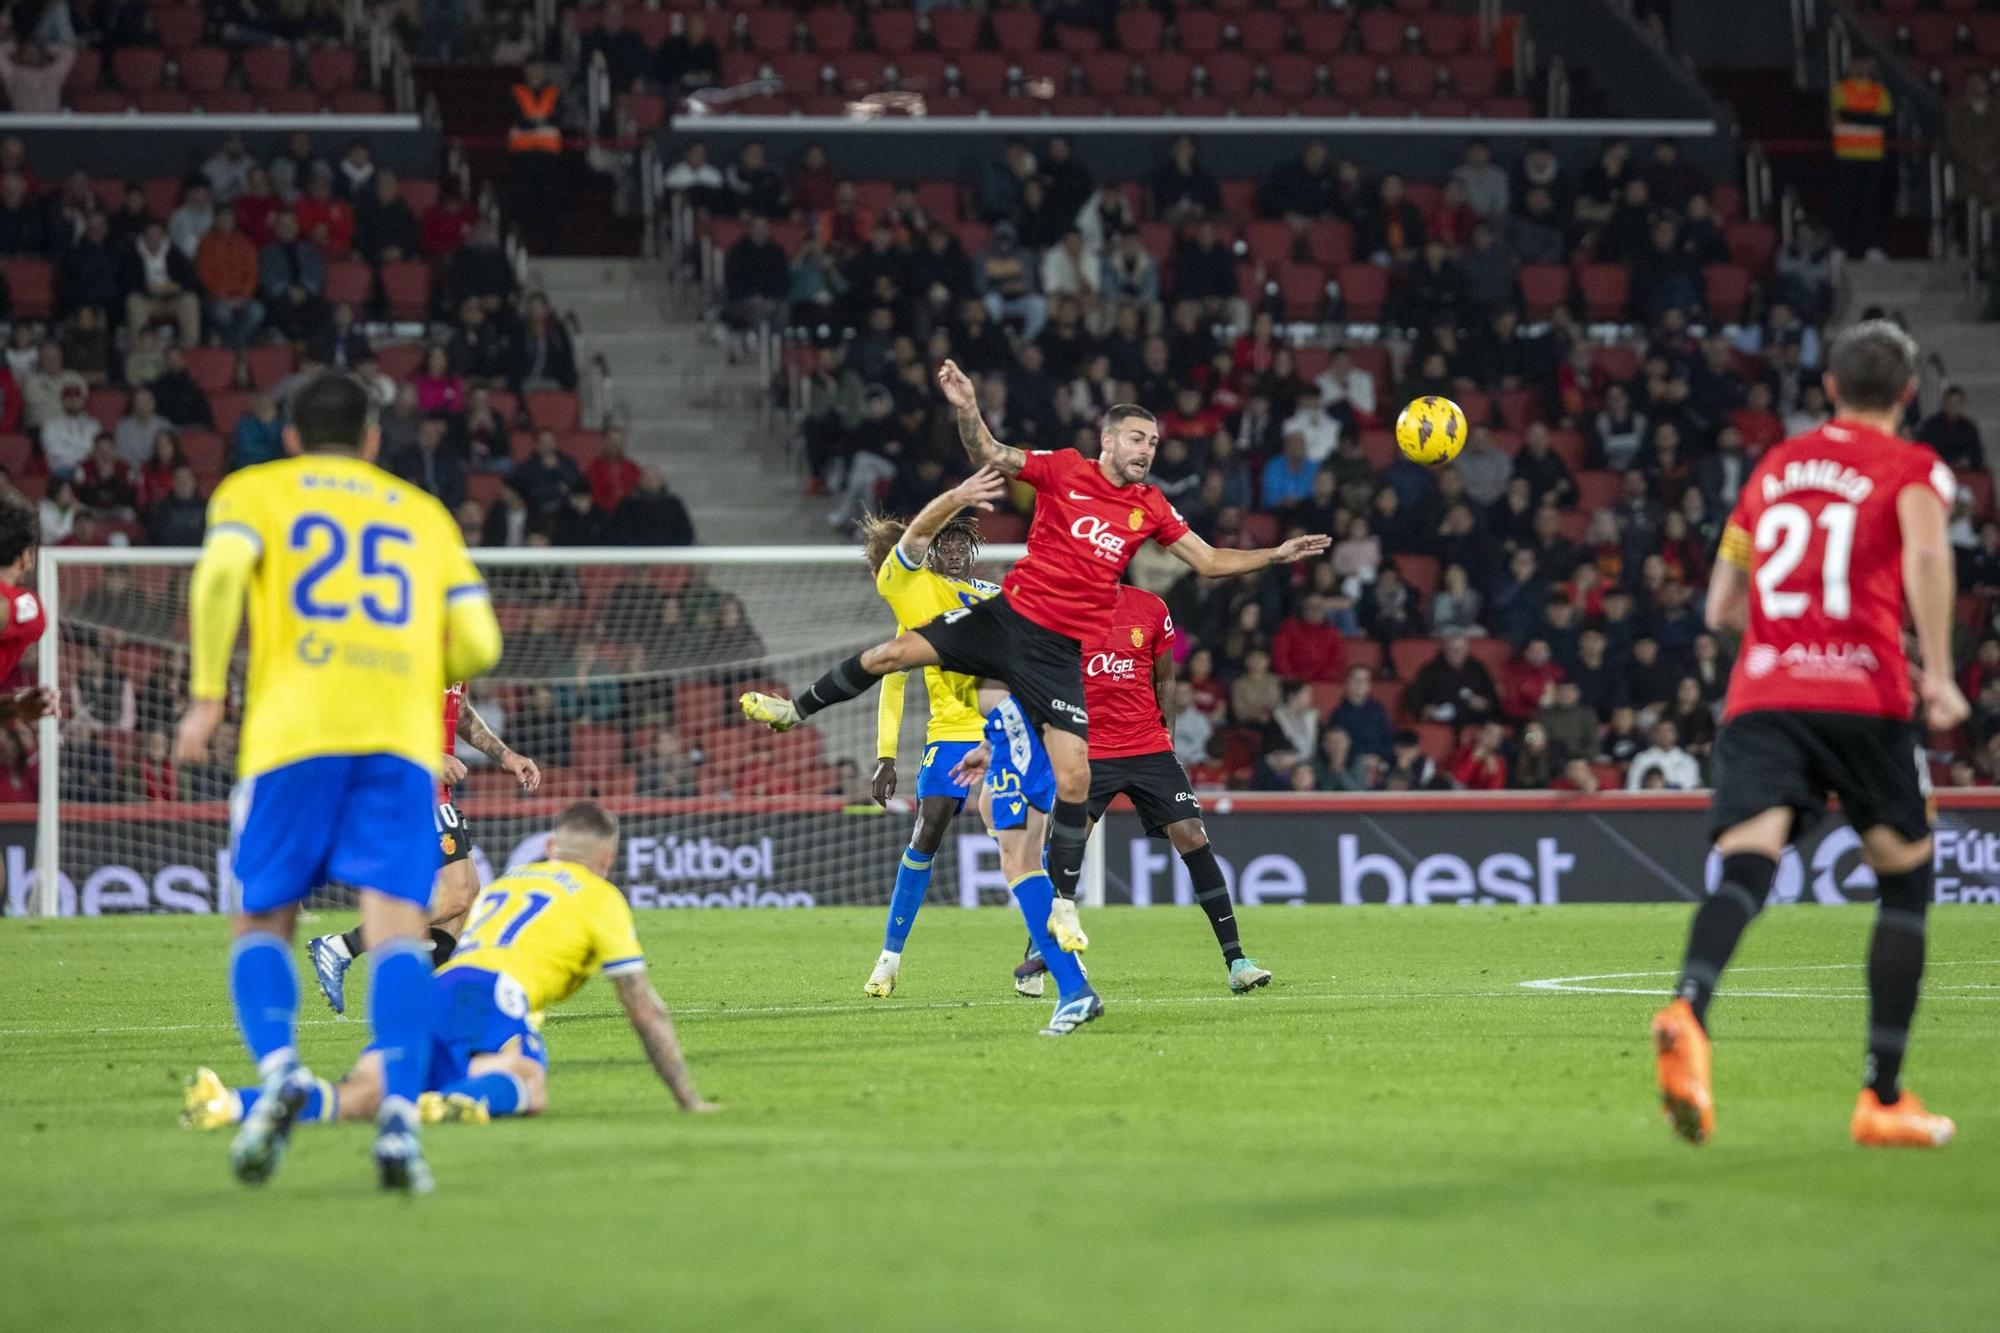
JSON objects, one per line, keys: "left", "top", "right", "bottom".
{"left": 857, "top": 466, "right": 1008, "bottom": 998}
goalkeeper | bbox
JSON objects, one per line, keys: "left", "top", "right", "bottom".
{"left": 856, "top": 466, "right": 1006, "bottom": 999}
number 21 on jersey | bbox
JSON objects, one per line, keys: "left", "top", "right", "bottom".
{"left": 1754, "top": 501, "right": 1855, "bottom": 620}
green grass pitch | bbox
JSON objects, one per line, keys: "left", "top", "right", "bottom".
{"left": 4, "top": 905, "right": 1999, "bottom": 1331}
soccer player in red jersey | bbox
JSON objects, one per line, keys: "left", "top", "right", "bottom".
{"left": 307, "top": 683, "right": 542, "bottom": 1013}
{"left": 744, "top": 360, "right": 1327, "bottom": 1033}
{"left": 974, "top": 583, "right": 1273, "bottom": 995}
{"left": 0, "top": 496, "right": 56, "bottom": 723}
{"left": 1652, "top": 321, "right": 1969, "bottom": 1148}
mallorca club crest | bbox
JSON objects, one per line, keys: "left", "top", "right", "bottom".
{"left": 1127, "top": 507, "right": 1144, "bottom": 531}
{"left": 1129, "top": 626, "right": 1145, "bottom": 648}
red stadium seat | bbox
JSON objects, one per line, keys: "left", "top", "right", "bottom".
{"left": 626, "top": 7, "right": 670, "bottom": 46}
{"left": 5, "top": 259, "right": 52, "bottom": 318}
{"left": 1390, "top": 637, "right": 1441, "bottom": 683}
{"left": 1446, "top": 54, "right": 1500, "bottom": 99}
{"left": 868, "top": 9, "right": 918, "bottom": 53}
{"left": 1267, "top": 53, "right": 1316, "bottom": 99}
{"left": 1202, "top": 51, "right": 1255, "bottom": 99}
{"left": 1358, "top": 11, "right": 1407, "bottom": 56}
{"left": 1298, "top": 13, "right": 1350, "bottom": 55}
{"left": 381, "top": 260, "right": 431, "bottom": 320}
{"left": 375, "top": 345, "right": 423, "bottom": 380}
{"left": 527, "top": 390, "right": 581, "bottom": 432}
{"left": 1456, "top": 388, "right": 1493, "bottom": 428}
{"left": 1053, "top": 22, "right": 1100, "bottom": 55}
{"left": 1274, "top": 262, "right": 1324, "bottom": 319}
{"left": 1419, "top": 14, "right": 1472, "bottom": 55}
{"left": 928, "top": 7, "right": 980, "bottom": 52}
{"left": 0, "top": 434, "right": 29, "bottom": 474}
{"left": 1144, "top": 52, "right": 1194, "bottom": 97}
{"left": 307, "top": 47, "right": 357, "bottom": 94}
{"left": 1496, "top": 387, "right": 1543, "bottom": 431}
{"left": 1179, "top": 12, "right": 1227, "bottom": 55}
{"left": 183, "top": 346, "right": 237, "bottom": 392}
{"left": 1398, "top": 555, "right": 1441, "bottom": 600}
{"left": 1326, "top": 54, "right": 1378, "bottom": 101}
{"left": 177, "top": 45, "right": 229, "bottom": 93}
{"left": 86, "top": 389, "right": 128, "bottom": 431}
{"left": 1702, "top": 263, "right": 1751, "bottom": 322}
{"left": 155, "top": 5, "right": 204, "bottom": 50}
{"left": 1240, "top": 219, "right": 1293, "bottom": 265}
{"left": 1518, "top": 263, "right": 1570, "bottom": 318}
{"left": 742, "top": 9, "right": 797, "bottom": 53}
{"left": 1723, "top": 221, "right": 1777, "bottom": 274}
{"left": 329, "top": 88, "right": 387, "bottom": 119}
{"left": 240, "top": 45, "right": 294, "bottom": 94}
{"left": 1711, "top": 182, "right": 1743, "bottom": 221}
{"left": 1576, "top": 264, "right": 1630, "bottom": 321}
{"left": 990, "top": 9, "right": 1042, "bottom": 54}
{"left": 65, "top": 45, "right": 100, "bottom": 90}
{"left": 1547, "top": 430, "right": 1587, "bottom": 472}
{"left": 1335, "top": 263, "right": 1389, "bottom": 321}
{"left": 143, "top": 176, "right": 183, "bottom": 220}
{"left": 244, "top": 345, "right": 296, "bottom": 388}
{"left": 262, "top": 87, "right": 318, "bottom": 114}
{"left": 1575, "top": 470, "right": 1620, "bottom": 512}
{"left": 198, "top": 89, "right": 255, "bottom": 113}
{"left": 1908, "top": 13, "right": 1956, "bottom": 58}
{"left": 112, "top": 47, "right": 166, "bottom": 91}
{"left": 70, "top": 90, "right": 127, "bottom": 113}
{"left": 1237, "top": 11, "right": 1286, "bottom": 54}
{"left": 1388, "top": 54, "right": 1436, "bottom": 98}
{"left": 1115, "top": 9, "right": 1163, "bottom": 52}
{"left": 325, "top": 259, "right": 371, "bottom": 307}
{"left": 805, "top": 7, "right": 857, "bottom": 52}
{"left": 208, "top": 390, "right": 252, "bottom": 432}
{"left": 1080, "top": 52, "right": 1130, "bottom": 97}
{"left": 179, "top": 430, "right": 226, "bottom": 477}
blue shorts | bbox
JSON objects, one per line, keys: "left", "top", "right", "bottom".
{"left": 369, "top": 967, "right": 548, "bottom": 1087}
{"left": 229, "top": 753, "right": 439, "bottom": 912}
{"left": 984, "top": 697, "right": 1054, "bottom": 832}
{"left": 914, "top": 739, "right": 979, "bottom": 804}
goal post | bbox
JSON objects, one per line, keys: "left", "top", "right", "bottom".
{"left": 21, "top": 542, "right": 1121, "bottom": 918}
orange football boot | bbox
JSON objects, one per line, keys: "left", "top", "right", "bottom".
{"left": 1850, "top": 1089, "right": 1955, "bottom": 1148}
{"left": 1651, "top": 997, "right": 1714, "bottom": 1144}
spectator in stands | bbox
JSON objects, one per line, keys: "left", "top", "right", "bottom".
{"left": 636, "top": 732, "right": 696, "bottom": 798}
{"left": 481, "top": 484, "right": 530, "bottom": 547}
{"left": 232, "top": 167, "right": 281, "bottom": 248}
{"left": 40, "top": 474, "right": 84, "bottom": 542}
{"left": 1266, "top": 681, "right": 1320, "bottom": 759}
{"left": 195, "top": 208, "right": 263, "bottom": 351}
{"left": 449, "top": 218, "right": 519, "bottom": 314}
{"left": 393, "top": 415, "right": 467, "bottom": 510}
{"left": 1262, "top": 141, "right": 1337, "bottom": 224}
{"left": 585, "top": 426, "right": 640, "bottom": 513}
{"left": 655, "top": 12, "right": 719, "bottom": 98}
{"left": 1328, "top": 664, "right": 1393, "bottom": 760}
{"left": 514, "top": 427, "right": 582, "bottom": 515}
{"left": 1270, "top": 595, "right": 1345, "bottom": 684}
{"left": 1405, "top": 632, "right": 1497, "bottom": 725}
{"left": 355, "top": 170, "right": 421, "bottom": 265}
{"left": 724, "top": 215, "right": 789, "bottom": 338}
{"left": 1449, "top": 721, "right": 1507, "bottom": 791}
{"left": 1166, "top": 219, "right": 1238, "bottom": 324}
{"left": 724, "top": 140, "right": 787, "bottom": 221}
{"left": 446, "top": 299, "right": 512, "bottom": 388}
{"left": 114, "top": 387, "right": 170, "bottom": 469}
{"left": 0, "top": 171, "right": 45, "bottom": 256}
{"left": 204, "top": 133, "right": 255, "bottom": 203}
{"left": 1260, "top": 427, "right": 1316, "bottom": 511}
{"left": 1309, "top": 727, "right": 1362, "bottom": 791}
{"left": 1425, "top": 562, "right": 1480, "bottom": 637}
{"left": 1170, "top": 681, "right": 1211, "bottom": 768}
{"left": 136, "top": 432, "right": 180, "bottom": 509}
{"left": 0, "top": 36, "right": 74, "bottom": 113}
{"left": 1076, "top": 179, "right": 1138, "bottom": 260}
{"left": 1535, "top": 679, "right": 1599, "bottom": 764}
{"left": 1663, "top": 675, "right": 1716, "bottom": 758}
{"left": 41, "top": 379, "right": 94, "bottom": 479}
{"left": 1229, "top": 647, "right": 1282, "bottom": 727}
{"left": 295, "top": 165, "right": 355, "bottom": 258}
{"left": 1919, "top": 387, "right": 1984, "bottom": 472}
{"left": 583, "top": 1, "right": 652, "bottom": 101}
{"left": 0, "top": 359, "right": 18, "bottom": 434}
{"left": 231, "top": 392, "right": 283, "bottom": 470}
{"left": 1626, "top": 719, "right": 1699, "bottom": 790}
{"left": 312, "top": 301, "right": 372, "bottom": 371}
{"left": 57, "top": 211, "right": 122, "bottom": 326}
{"left": 514, "top": 292, "right": 578, "bottom": 392}
{"left": 268, "top": 133, "right": 324, "bottom": 204}
{"left": 22, "top": 340, "right": 81, "bottom": 432}
{"left": 123, "top": 326, "right": 165, "bottom": 389}
{"left": 259, "top": 210, "right": 330, "bottom": 344}
{"left": 1040, "top": 228, "right": 1099, "bottom": 316}
{"left": 1150, "top": 134, "right": 1220, "bottom": 223}
{"left": 607, "top": 468, "right": 694, "bottom": 546}
{"left": 75, "top": 433, "right": 137, "bottom": 517}
{"left": 1729, "top": 381, "right": 1783, "bottom": 452}
{"left": 413, "top": 343, "right": 465, "bottom": 415}
{"left": 1454, "top": 140, "right": 1509, "bottom": 222}
{"left": 977, "top": 222, "right": 1046, "bottom": 342}
{"left": 1624, "top": 634, "right": 1678, "bottom": 716}
{"left": 422, "top": 182, "right": 477, "bottom": 261}
{"left": 1508, "top": 721, "right": 1556, "bottom": 789}
{"left": 143, "top": 345, "right": 208, "bottom": 430}
{"left": 1946, "top": 78, "right": 2000, "bottom": 211}
{"left": 168, "top": 181, "right": 214, "bottom": 262}
{"left": 1358, "top": 175, "right": 1425, "bottom": 267}
{"left": 979, "top": 138, "right": 1036, "bottom": 225}
{"left": 1502, "top": 637, "right": 1563, "bottom": 721}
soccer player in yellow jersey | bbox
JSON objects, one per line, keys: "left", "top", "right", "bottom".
{"left": 183, "top": 803, "right": 715, "bottom": 1130}
{"left": 855, "top": 467, "right": 1006, "bottom": 998}
{"left": 173, "top": 374, "right": 503, "bottom": 1194}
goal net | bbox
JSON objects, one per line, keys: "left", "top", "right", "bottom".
{"left": 17, "top": 544, "right": 1035, "bottom": 919}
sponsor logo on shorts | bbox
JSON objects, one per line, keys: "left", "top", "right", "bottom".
{"left": 1069, "top": 515, "right": 1129, "bottom": 561}
{"left": 1746, "top": 642, "right": 1881, "bottom": 679}
{"left": 1174, "top": 790, "right": 1198, "bottom": 805}
{"left": 1050, "top": 697, "right": 1088, "bottom": 722}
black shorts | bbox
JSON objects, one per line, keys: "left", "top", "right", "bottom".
{"left": 910, "top": 594, "right": 1088, "bottom": 740}
{"left": 435, "top": 798, "right": 473, "bottom": 866}
{"left": 1707, "top": 710, "right": 1931, "bottom": 844}
{"left": 1087, "top": 750, "right": 1202, "bottom": 838}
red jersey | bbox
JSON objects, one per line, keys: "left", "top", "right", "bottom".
{"left": 1007, "top": 449, "right": 1190, "bottom": 639}
{"left": 1720, "top": 420, "right": 1954, "bottom": 722}
{"left": 1084, "top": 585, "right": 1175, "bottom": 759}
{"left": 0, "top": 580, "right": 46, "bottom": 682}
{"left": 439, "top": 681, "right": 465, "bottom": 798}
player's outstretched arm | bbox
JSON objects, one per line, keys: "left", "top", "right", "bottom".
{"left": 937, "top": 360, "right": 1026, "bottom": 477}
{"left": 1163, "top": 530, "right": 1332, "bottom": 580}
{"left": 175, "top": 531, "right": 257, "bottom": 763}
{"left": 898, "top": 466, "right": 1009, "bottom": 566}
{"left": 612, "top": 970, "right": 718, "bottom": 1113}
{"left": 458, "top": 699, "right": 540, "bottom": 790}
{"left": 1900, "top": 481, "right": 1971, "bottom": 730}
{"left": 443, "top": 586, "right": 503, "bottom": 683}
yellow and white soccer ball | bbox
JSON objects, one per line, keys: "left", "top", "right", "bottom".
{"left": 1394, "top": 395, "right": 1468, "bottom": 466}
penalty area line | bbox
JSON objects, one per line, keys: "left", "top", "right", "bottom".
{"left": 1519, "top": 959, "right": 2000, "bottom": 1000}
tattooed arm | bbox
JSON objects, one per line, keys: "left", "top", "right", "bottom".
{"left": 458, "top": 700, "right": 542, "bottom": 790}
{"left": 936, "top": 359, "right": 1026, "bottom": 476}
{"left": 612, "top": 970, "right": 718, "bottom": 1112}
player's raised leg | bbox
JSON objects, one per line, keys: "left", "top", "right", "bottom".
{"left": 742, "top": 630, "right": 943, "bottom": 731}
{"left": 1040, "top": 727, "right": 1093, "bottom": 953}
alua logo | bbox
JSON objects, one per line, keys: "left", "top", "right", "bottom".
{"left": 1748, "top": 642, "right": 1880, "bottom": 678}
{"left": 1069, "top": 515, "right": 1129, "bottom": 556}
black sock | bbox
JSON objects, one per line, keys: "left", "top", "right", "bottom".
{"left": 1675, "top": 852, "right": 1776, "bottom": 1027}
{"left": 1181, "top": 843, "right": 1243, "bottom": 964}
{"left": 796, "top": 653, "right": 876, "bottom": 719}
{"left": 428, "top": 927, "right": 458, "bottom": 968}
{"left": 1865, "top": 864, "right": 1932, "bottom": 1105}
{"left": 340, "top": 925, "right": 368, "bottom": 959}
{"left": 1046, "top": 798, "right": 1089, "bottom": 901}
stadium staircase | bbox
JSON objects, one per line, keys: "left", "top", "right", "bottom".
{"left": 1842, "top": 258, "right": 2000, "bottom": 457}
{"left": 530, "top": 258, "right": 825, "bottom": 544}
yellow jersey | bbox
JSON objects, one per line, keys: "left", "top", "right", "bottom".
{"left": 194, "top": 453, "right": 491, "bottom": 779}
{"left": 873, "top": 543, "right": 999, "bottom": 758}
{"left": 441, "top": 858, "right": 646, "bottom": 1012}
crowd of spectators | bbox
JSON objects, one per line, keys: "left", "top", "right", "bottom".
{"left": 669, "top": 129, "right": 2000, "bottom": 790}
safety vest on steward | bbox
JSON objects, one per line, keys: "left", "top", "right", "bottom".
{"left": 1831, "top": 77, "right": 1892, "bottom": 162}
{"left": 509, "top": 82, "right": 562, "bottom": 154}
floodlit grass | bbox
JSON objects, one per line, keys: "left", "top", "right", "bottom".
{"left": 3, "top": 905, "right": 1997, "bottom": 1331}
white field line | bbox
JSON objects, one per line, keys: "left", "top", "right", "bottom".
{"left": 1518, "top": 959, "right": 2000, "bottom": 1000}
